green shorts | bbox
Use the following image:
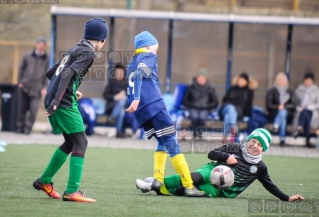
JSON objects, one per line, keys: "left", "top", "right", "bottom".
{"left": 48, "top": 107, "right": 85, "bottom": 134}
{"left": 195, "top": 162, "right": 221, "bottom": 197}
{"left": 195, "top": 162, "right": 216, "bottom": 183}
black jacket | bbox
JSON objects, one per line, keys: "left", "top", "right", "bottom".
{"left": 103, "top": 78, "right": 128, "bottom": 115}
{"left": 182, "top": 78, "right": 218, "bottom": 110}
{"left": 45, "top": 39, "right": 94, "bottom": 109}
{"left": 220, "top": 85, "right": 254, "bottom": 119}
{"left": 266, "top": 88, "right": 295, "bottom": 123}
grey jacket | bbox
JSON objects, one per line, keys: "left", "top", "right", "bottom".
{"left": 292, "top": 84, "right": 319, "bottom": 130}
{"left": 18, "top": 50, "right": 49, "bottom": 97}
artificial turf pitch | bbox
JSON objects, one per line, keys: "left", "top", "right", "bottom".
{"left": 0, "top": 144, "right": 318, "bottom": 217}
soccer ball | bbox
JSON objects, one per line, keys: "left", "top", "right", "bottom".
{"left": 210, "top": 165, "right": 234, "bottom": 189}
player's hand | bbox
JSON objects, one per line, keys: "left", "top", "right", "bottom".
{"left": 226, "top": 155, "right": 238, "bottom": 165}
{"left": 125, "top": 100, "right": 140, "bottom": 113}
{"left": 76, "top": 91, "right": 82, "bottom": 100}
{"left": 288, "top": 195, "right": 304, "bottom": 202}
{"left": 46, "top": 99, "right": 58, "bottom": 116}
{"left": 18, "top": 83, "right": 23, "bottom": 88}
{"left": 41, "top": 88, "right": 47, "bottom": 98}
{"left": 278, "top": 104, "right": 284, "bottom": 110}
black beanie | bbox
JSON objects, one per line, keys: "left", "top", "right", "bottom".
{"left": 239, "top": 72, "right": 249, "bottom": 83}
{"left": 304, "top": 72, "right": 315, "bottom": 81}
{"left": 84, "top": 18, "right": 109, "bottom": 41}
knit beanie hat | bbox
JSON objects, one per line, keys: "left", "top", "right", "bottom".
{"left": 247, "top": 128, "right": 272, "bottom": 152}
{"left": 84, "top": 18, "right": 109, "bottom": 41}
{"left": 36, "top": 36, "right": 46, "bottom": 44}
{"left": 239, "top": 72, "right": 249, "bottom": 83}
{"left": 197, "top": 68, "right": 208, "bottom": 76}
{"left": 304, "top": 72, "right": 315, "bottom": 81}
{"left": 134, "top": 31, "right": 158, "bottom": 49}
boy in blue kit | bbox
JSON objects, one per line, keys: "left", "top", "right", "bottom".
{"left": 126, "top": 31, "right": 205, "bottom": 197}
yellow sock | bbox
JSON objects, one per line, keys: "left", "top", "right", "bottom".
{"left": 171, "top": 154, "right": 194, "bottom": 189}
{"left": 153, "top": 151, "right": 167, "bottom": 183}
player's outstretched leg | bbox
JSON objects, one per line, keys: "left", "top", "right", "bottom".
{"left": 163, "top": 136, "right": 206, "bottom": 197}
{"left": 62, "top": 132, "right": 96, "bottom": 203}
{"left": 135, "top": 178, "right": 174, "bottom": 196}
{"left": 33, "top": 146, "right": 69, "bottom": 199}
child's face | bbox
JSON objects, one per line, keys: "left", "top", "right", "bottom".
{"left": 246, "top": 138, "right": 263, "bottom": 156}
{"left": 147, "top": 44, "right": 158, "bottom": 54}
{"left": 196, "top": 75, "right": 207, "bottom": 85}
{"left": 95, "top": 40, "right": 106, "bottom": 51}
{"left": 304, "top": 78, "right": 314, "bottom": 88}
{"left": 237, "top": 77, "right": 248, "bottom": 88}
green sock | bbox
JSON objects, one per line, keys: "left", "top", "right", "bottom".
{"left": 40, "top": 148, "right": 68, "bottom": 184}
{"left": 164, "top": 174, "right": 182, "bottom": 189}
{"left": 66, "top": 156, "right": 84, "bottom": 194}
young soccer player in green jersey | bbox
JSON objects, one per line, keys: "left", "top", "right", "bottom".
{"left": 32, "top": 18, "right": 108, "bottom": 203}
{"left": 136, "top": 128, "right": 304, "bottom": 202}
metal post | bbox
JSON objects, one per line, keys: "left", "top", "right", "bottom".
{"left": 49, "top": 14, "right": 56, "bottom": 68}
{"left": 285, "top": 24, "right": 293, "bottom": 80}
{"left": 293, "top": 0, "right": 300, "bottom": 11}
{"left": 166, "top": 19, "right": 173, "bottom": 93}
{"left": 226, "top": 22, "right": 234, "bottom": 89}
{"left": 231, "top": 0, "right": 237, "bottom": 7}
{"left": 127, "top": 0, "right": 132, "bottom": 10}
{"left": 12, "top": 44, "right": 19, "bottom": 84}
{"left": 108, "top": 17, "right": 115, "bottom": 78}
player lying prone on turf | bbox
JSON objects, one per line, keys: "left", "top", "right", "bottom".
{"left": 135, "top": 128, "right": 304, "bottom": 202}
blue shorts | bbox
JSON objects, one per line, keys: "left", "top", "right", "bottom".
{"left": 142, "top": 109, "right": 176, "bottom": 140}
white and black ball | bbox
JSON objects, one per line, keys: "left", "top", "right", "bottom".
{"left": 210, "top": 165, "right": 234, "bottom": 189}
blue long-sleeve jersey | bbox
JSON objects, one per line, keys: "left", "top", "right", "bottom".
{"left": 126, "top": 52, "right": 166, "bottom": 125}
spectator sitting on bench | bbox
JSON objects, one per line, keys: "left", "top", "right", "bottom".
{"left": 219, "top": 72, "right": 257, "bottom": 144}
{"left": 182, "top": 68, "right": 219, "bottom": 138}
{"left": 266, "top": 72, "right": 295, "bottom": 146}
{"left": 292, "top": 72, "right": 319, "bottom": 147}
{"left": 103, "top": 63, "right": 127, "bottom": 138}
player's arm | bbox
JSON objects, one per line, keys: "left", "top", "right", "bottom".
{"left": 208, "top": 144, "right": 238, "bottom": 164}
{"left": 46, "top": 68, "right": 75, "bottom": 115}
{"left": 46, "top": 61, "right": 61, "bottom": 80}
{"left": 47, "top": 50, "right": 94, "bottom": 115}
{"left": 258, "top": 166, "right": 304, "bottom": 201}
{"left": 126, "top": 55, "right": 156, "bottom": 113}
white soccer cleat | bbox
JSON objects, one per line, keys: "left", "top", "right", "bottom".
{"left": 135, "top": 179, "right": 152, "bottom": 193}
{"left": 144, "top": 177, "right": 155, "bottom": 183}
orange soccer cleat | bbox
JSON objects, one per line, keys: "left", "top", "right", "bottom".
{"left": 33, "top": 178, "right": 61, "bottom": 199}
{"left": 62, "top": 190, "right": 96, "bottom": 203}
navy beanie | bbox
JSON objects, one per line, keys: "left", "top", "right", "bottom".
{"left": 239, "top": 72, "right": 249, "bottom": 83}
{"left": 134, "top": 31, "right": 158, "bottom": 49}
{"left": 84, "top": 18, "right": 108, "bottom": 41}
{"left": 304, "top": 72, "right": 315, "bottom": 81}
